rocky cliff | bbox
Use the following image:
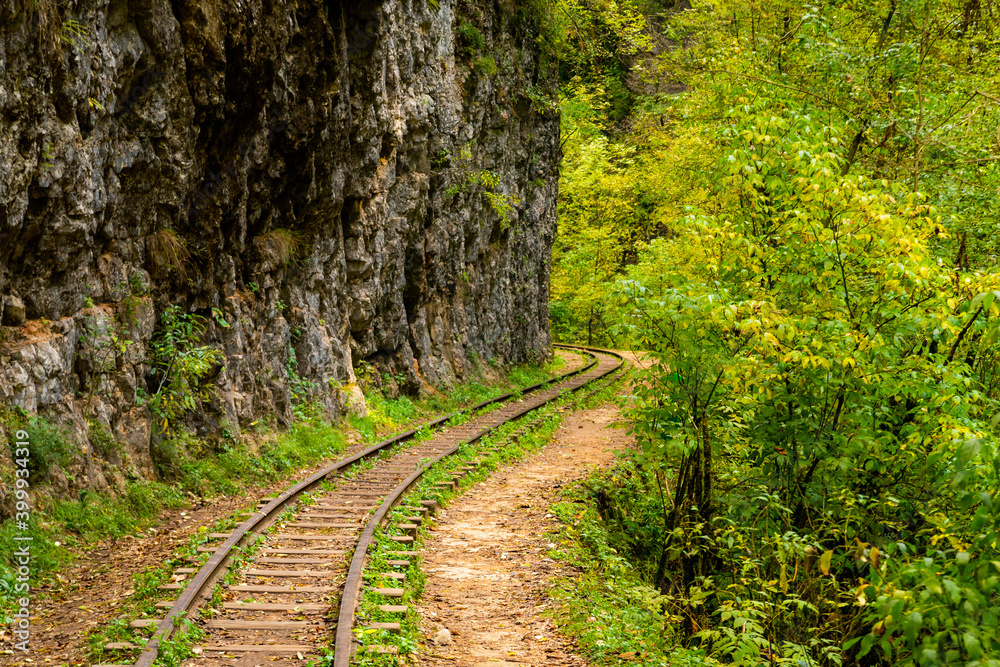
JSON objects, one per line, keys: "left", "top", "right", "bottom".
{"left": 0, "top": 0, "right": 558, "bottom": 494}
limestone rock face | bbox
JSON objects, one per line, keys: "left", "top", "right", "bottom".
{"left": 0, "top": 0, "right": 558, "bottom": 494}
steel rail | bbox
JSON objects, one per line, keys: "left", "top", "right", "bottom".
{"left": 332, "top": 346, "right": 624, "bottom": 665}
{"left": 132, "top": 347, "right": 599, "bottom": 666}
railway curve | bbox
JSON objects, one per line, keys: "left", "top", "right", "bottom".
{"left": 103, "top": 346, "right": 624, "bottom": 666}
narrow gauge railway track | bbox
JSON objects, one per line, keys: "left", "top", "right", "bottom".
{"left": 104, "top": 347, "right": 622, "bottom": 667}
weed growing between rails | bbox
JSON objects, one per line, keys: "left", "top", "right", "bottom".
{"left": 155, "top": 620, "right": 204, "bottom": 667}
{"left": 84, "top": 511, "right": 237, "bottom": 663}
{"left": 0, "top": 412, "right": 349, "bottom": 624}
{"left": 348, "top": 368, "right": 627, "bottom": 664}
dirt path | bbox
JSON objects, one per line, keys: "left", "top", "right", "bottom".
{"left": 416, "top": 398, "right": 633, "bottom": 667}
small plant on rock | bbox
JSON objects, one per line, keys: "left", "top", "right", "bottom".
{"left": 147, "top": 229, "right": 190, "bottom": 279}
{"left": 79, "top": 312, "right": 134, "bottom": 403}
{"left": 254, "top": 228, "right": 305, "bottom": 268}
{"left": 148, "top": 305, "right": 224, "bottom": 434}
{"left": 458, "top": 21, "right": 485, "bottom": 55}
{"left": 60, "top": 19, "right": 91, "bottom": 48}
{"left": 441, "top": 143, "right": 519, "bottom": 228}
{"left": 286, "top": 344, "right": 319, "bottom": 421}
{"left": 473, "top": 55, "right": 498, "bottom": 76}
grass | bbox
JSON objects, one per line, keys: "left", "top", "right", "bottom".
{"left": 155, "top": 619, "right": 206, "bottom": 667}
{"left": 1, "top": 408, "right": 75, "bottom": 481}
{"left": 147, "top": 229, "right": 189, "bottom": 278}
{"left": 473, "top": 56, "right": 498, "bottom": 76}
{"left": 156, "top": 417, "right": 351, "bottom": 494}
{"left": 255, "top": 228, "right": 305, "bottom": 267}
{"left": 85, "top": 520, "right": 220, "bottom": 660}
{"left": 546, "top": 491, "right": 707, "bottom": 667}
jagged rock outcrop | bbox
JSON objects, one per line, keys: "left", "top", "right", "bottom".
{"left": 0, "top": 0, "right": 559, "bottom": 496}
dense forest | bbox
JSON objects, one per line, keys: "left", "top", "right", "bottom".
{"left": 549, "top": 0, "right": 1000, "bottom": 665}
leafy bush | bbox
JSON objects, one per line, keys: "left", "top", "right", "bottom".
{"left": 549, "top": 0, "right": 1000, "bottom": 656}
{"left": 473, "top": 55, "right": 497, "bottom": 76}
{"left": 606, "top": 94, "right": 1000, "bottom": 662}
{"left": 14, "top": 416, "right": 75, "bottom": 481}
{"left": 148, "top": 305, "right": 224, "bottom": 433}
{"left": 458, "top": 21, "right": 485, "bottom": 55}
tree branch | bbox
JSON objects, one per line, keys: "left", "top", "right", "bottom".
{"left": 947, "top": 305, "right": 984, "bottom": 363}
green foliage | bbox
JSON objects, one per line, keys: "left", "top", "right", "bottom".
{"left": 148, "top": 305, "right": 224, "bottom": 433}
{"left": 285, "top": 344, "right": 318, "bottom": 421}
{"left": 548, "top": 490, "right": 709, "bottom": 667}
{"left": 87, "top": 418, "right": 123, "bottom": 462}
{"left": 458, "top": 21, "right": 486, "bottom": 55}
{"left": 473, "top": 55, "right": 498, "bottom": 76}
{"left": 548, "top": 0, "right": 1000, "bottom": 664}
{"left": 605, "top": 96, "right": 1000, "bottom": 664}
{"left": 210, "top": 307, "right": 229, "bottom": 329}
{"left": 129, "top": 274, "right": 150, "bottom": 296}
{"left": 348, "top": 393, "right": 420, "bottom": 444}
{"left": 525, "top": 85, "right": 559, "bottom": 114}
{"left": 442, "top": 146, "right": 520, "bottom": 228}
{"left": 86, "top": 517, "right": 231, "bottom": 663}
{"left": 80, "top": 311, "right": 135, "bottom": 400}
{"left": 0, "top": 510, "right": 75, "bottom": 598}
{"left": 1, "top": 408, "right": 352, "bottom": 625}
{"left": 1, "top": 409, "right": 75, "bottom": 480}
{"left": 0, "top": 473, "right": 188, "bottom": 625}
{"left": 25, "top": 419, "right": 74, "bottom": 479}
{"left": 553, "top": 61, "right": 717, "bottom": 343}
{"left": 662, "top": 0, "right": 1000, "bottom": 266}
{"left": 546, "top": 0, "right": 650, "bottom": 122}
{"left": 156, "top": 619, "right": 206, "bottom": 667}
{"left": 431, "top": 148, "right": 451, "bottom": 169}
{"left": 60, "top": 18, "right": 90, "bottom": 48}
